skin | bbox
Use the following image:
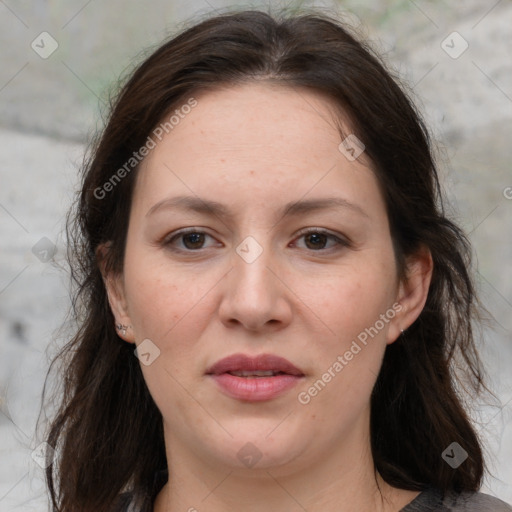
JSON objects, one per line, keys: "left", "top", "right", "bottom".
{"left": 100, "top": 82, "right": 433, "bottom": 512}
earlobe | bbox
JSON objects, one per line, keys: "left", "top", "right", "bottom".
{"left": 387, "top": 245, "right": 433, "bottom": 344}
{"left": 96, "top": 243, "right": 135, "bottom": 343}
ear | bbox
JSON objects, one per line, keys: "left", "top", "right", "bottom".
{"left": 96, "top": 242, "right": 135, "bottom": 343}
{"left": 386, "top": 244, "right": 433, "bottom": 344}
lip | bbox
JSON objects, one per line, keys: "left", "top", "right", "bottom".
{"left": 206, "top": 353, "right": 305, "bottom": 402}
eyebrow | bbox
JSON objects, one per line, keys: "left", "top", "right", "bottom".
{"left": 145, "top": 195, "right": 369, "bottom": 220}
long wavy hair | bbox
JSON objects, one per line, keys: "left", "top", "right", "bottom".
{"left": 42, "top": 8, "right": 492, "bottom": 511}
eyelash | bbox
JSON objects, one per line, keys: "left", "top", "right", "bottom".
{"left": 162, "top": 227, "right": 350, "bottom": 254}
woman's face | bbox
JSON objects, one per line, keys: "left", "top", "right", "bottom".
{"left": 105, "top": 83, "right": 429, "bottom": 476}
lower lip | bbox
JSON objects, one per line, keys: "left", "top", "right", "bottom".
{"left": 209, "top": 373, "right": 303, "bottom": 401}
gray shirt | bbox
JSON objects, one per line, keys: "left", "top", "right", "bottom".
{"left": 115, "top": 486, "right": 512, "bottom": 511}
{"left": 400, "top": 487, "right": 512, "bottom": 511}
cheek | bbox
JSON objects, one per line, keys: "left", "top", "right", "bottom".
{"left": 310, "top": 262, "right": 396, "bottom": 344}
{"left": 123, "top": 246, "right": 208, "bottom": 339}
{"left": 122, "top": 250, "right": 221, "bottom": 393}
{"left": 298, "top": 273, "right": 393, "bottom": 424}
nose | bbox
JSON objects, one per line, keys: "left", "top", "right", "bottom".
{"left": 218, "top": 238, "right": 293, "bottom": 332}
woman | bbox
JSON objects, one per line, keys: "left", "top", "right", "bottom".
{"left": 43, "top": 8, "right": 512, "bottom": 512}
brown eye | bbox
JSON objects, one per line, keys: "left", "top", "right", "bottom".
{"left": 180, "top": 232, "right": 206, "bottom": 250}
{"left": 164, "top": 229, "right": 217, "bottom": 252}
{"left": 304, "top": 232, "right": 329, "bottom": 250}
{"left": 293, "top": 228, "right": 350, "bottom": 252}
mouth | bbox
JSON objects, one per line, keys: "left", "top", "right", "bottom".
{"left": 225, "top": 370, "right": 290, "bottom": 377}
{"left": 206, "top": 353, "right": 305, "bottom": 402}
{"left": 206, "top": 353, "right": 304, "bottom": 377}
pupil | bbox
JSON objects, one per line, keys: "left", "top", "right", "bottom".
{"left": 184, "top": 233, "right": 204, "bottom": 249}
{"left": 307, "top": 233, "right": 326, "bottom": 249}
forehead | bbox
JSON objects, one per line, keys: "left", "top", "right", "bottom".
{"left": 160, "top": 82, "right": 344, "bottom": 155}
{"left": 131, "top": 82, "right": 382, "bottom": 220}
{"left": 182, "top": 82, "right": 339, "bottom": 143}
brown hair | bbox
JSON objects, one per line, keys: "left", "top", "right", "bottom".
{"left": 43, "top": 8, "right": 491, "bottom": 511}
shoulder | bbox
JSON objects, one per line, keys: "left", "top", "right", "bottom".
{"left": 449, "top": 490, "right": 512, "bottom": 511}
{"left": 402, "top": 487, "right": 512, "bottom": 511}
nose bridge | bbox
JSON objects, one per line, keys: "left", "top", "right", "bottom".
{"left": 218, "top": 231, "right": 288, "bottom": 330}
{"left": 232, "top": 233, "right": 275, "bottom": 299}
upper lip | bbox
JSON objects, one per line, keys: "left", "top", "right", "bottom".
{"left": 206, "top": 353, "right": 304, "bottom": 376}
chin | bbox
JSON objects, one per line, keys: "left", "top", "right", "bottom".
{"left": 204, "top": 427, "right": 308, "bottom": 473}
